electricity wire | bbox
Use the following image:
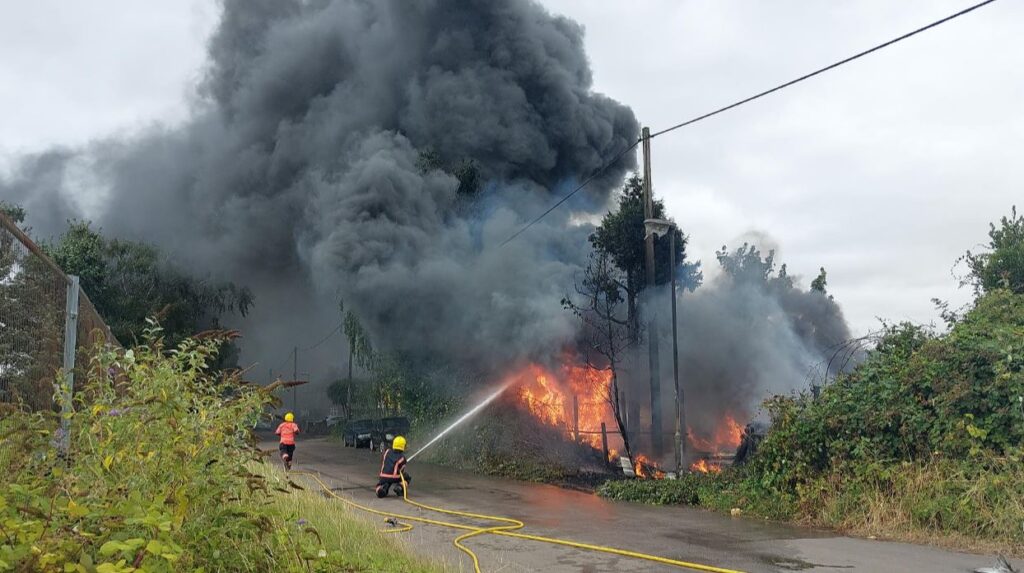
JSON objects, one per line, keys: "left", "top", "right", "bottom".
{"left": 301, "top": 323, "right": 343, "bottom": 352}
{"left": 268, "top": 322, "right": 343, "bottom": 378}
{"left": 498, "top": 0, "right": 999, "bottom": 246}
{"left": 649, "top": 0, "right": 999, "bottom": 138}
{"left": 498, "top": 139, "right": 640, "bottom": 247}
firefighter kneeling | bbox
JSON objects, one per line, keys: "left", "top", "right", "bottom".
{"left": 375, "top": 435, "right": 411, "bottom": 498}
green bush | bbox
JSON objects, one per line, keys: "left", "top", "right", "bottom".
{"left": 753, "top": 290, "right": 1024, "bottom": 487}
{"left": 748, "top": 291, "right": 1024, "bottom": 544}
{"left": 0, "top": 328, "right": 428, "bottom": 572}
{"left": 598, "top": 476, "right": 702, "bottom": 505}
{"left": 597, "top": 290, "right": 1024, "bottom": 552}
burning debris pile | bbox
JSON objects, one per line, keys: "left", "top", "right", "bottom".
{"left": 507, "top": 243, "right": 853, "bottom": 480}
{"left": 510, "top": 363, "right": 615, "bottom": 456}
{"left": 507, "top": 357, "right": 757, "bottom": 478}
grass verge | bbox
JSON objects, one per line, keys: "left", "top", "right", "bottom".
{"left": 258, "top": 464, "right": 445, "bottom": 573}
{"left": 0, "top": 330, "right": 445, "bottom": 572}
{"left": 597, "top": 459, "right": 1024, "bottom": 557}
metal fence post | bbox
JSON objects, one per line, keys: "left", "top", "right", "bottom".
{"left": 572, "top": 394, "right": 579, "bottom": 442}
{"left": 60, "top": 275, "right": 80, "bottom": 456}
{"left": 600, "top": 422, "right": 609, "bottom": 464}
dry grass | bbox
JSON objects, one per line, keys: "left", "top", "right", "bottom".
{"left": 806, "top": 461, "right": 1024, "bottom": 558}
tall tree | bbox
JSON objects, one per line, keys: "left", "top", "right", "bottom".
{"left": 44, "top": 221, "right": 253, "bottom": 359}
{"left": 339, "top": 302, "right": 375, "bottom": 417}
{"left": 0, "top": 204, "right": 65, "bottom": 409}
{"left": 810, "top": 267, "right": 828, "bottom": 294}
{"left": 416, "top": 148, "right": 482, "bottom": 196}
{"left": 589, "top": 174, "right": 701, "bottom": 339}
{"left": 716, "top": 243, "right": 776, "bottom": 284}
{"left": 965, "top": 206, "right": 1024, "bottom": 294}
{"left": 0, "top": 201, "right": 26, "bottom": 224}
{"left": 562, "top": 252, "right": 638, "bottom": 466}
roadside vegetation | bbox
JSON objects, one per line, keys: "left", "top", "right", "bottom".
{"left": 0, "top": 328, "right": 440, "bottom": 572}
{"left": 259, "top": 466, "right": 442, "bottom": 573}
{"left": 600, "top": 208, "right": 1024, "bottom": 555}
{"left": 0, "top": 202, "right": 253, "bottom": 369}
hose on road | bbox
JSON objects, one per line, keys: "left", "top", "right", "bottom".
{"left": 291, "top": 470, "right": 745, "bottom": 573}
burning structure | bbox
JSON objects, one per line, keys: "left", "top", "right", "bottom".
{"left": 1, "top": 0, "right": 852, "bottom": 476}
{"left": 506, "top": 242, "right": 852, "bottom": 477}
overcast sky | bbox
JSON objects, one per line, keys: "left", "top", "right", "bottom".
{"left": 1, "top": 0, "right": 1020, "bottom": 336}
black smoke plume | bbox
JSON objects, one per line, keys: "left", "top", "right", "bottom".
{"left": 1, "top": 0, "right": 639, "bottom": 391}
{"left": 634, "top": 243, "right": 854, "bottom": 456}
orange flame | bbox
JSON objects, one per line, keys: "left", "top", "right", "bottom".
{"left": 513, "top": 360, "right": 745, "bottom": 479}
{"left": 633, "top": 454, "right": 666, "bottom": 479}
{"left": 690, "top": 459, "right": 722, "bottom": 474}
{"left": 688, "top": 413, "right": 744, "bottom": 453}
{"left": 516, "top": 365, "right": 565, "bottom": 426}
{"left": 514, "top": 362, "right": 613, "bottom": 451}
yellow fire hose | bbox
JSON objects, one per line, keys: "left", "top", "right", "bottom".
{"left": 291, "top": 470, "right": 744, "bottom": 573}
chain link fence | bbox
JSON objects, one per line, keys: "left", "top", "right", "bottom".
{"left": 0, "top": 212, "right": 117, "bottom": 464}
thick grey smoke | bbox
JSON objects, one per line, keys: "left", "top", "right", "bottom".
{"left": 1, "top": 0, "right": 638, "bottom": 384}
{"left": 634, "top": 248, "right": 854, "bottom": 454}
{"left": 3, "top": 0, "right": 856, "bottom": 449}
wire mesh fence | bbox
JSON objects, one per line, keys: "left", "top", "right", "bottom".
{"left": 0, "top": 212, "right": 117, "bottom": 465}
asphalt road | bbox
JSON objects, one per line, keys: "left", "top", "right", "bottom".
{"left": 275, "top": 438, "right": 1016, "bottom": 573}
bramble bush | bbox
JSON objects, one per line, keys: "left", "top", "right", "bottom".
{"left": 0, "top": 327, "right": 376, "bottom": 572}
{"left": 745, "top": 289, "right": 1024, "bottom": 545}
{"left": 600, "top": 289, "right": 1024, "bottom": 552}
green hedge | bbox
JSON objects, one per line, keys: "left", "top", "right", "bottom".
{"left": 599, "top": 291, "right": 1024, "bottom": 551}
{"left": 0, "top": 329, "right": 436, "bottom": 572}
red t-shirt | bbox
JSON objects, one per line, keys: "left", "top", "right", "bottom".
{"left": 275, "top": 422, "right": 300, "bottom": 445}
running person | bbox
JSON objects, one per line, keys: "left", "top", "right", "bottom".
{"left": 375, "top": 436, "right": 411, "bottom": 498}
{"left": 275, "top": 412, "right": 300, "bottom": 470}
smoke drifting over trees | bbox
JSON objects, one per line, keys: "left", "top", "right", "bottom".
{"left": 662, "top": 244, "right": 853, "bottom": 440}
{"left": 2, "top": 0, "right": 638, "bottom": 375}
{"left": 2, "top": 0, "right": 852, "bottom": 428}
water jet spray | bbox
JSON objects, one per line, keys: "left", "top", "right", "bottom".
{"left": 407, "top": 381, "right": 514, "bottom": 461}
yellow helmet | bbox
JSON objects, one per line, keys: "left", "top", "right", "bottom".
{"left": 392, "top": 436, "right": 407, "bottom": 451}
{"left": 284, "top": 412, "right": 295, "bottom": 422}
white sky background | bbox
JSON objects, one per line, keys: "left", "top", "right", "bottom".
{"left": 1, "top": 0, "right": 1021, "bottom": 336}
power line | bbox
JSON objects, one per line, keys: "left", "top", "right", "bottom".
{"left": 499, "top": 140, "right": 640, "bottom": 247}
{"left": 301, "top": 322, "right": 343, "bottom": 352}
{"left": 649, "top": 0, "right": 999, "bottom": 139}
{"left": 497, "top": 0, "right": 998, "bottom": 247}
{"left": 268, "top": 322, "right": 343, "bottom": 376}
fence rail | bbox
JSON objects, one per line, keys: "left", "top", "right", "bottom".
{"left": 0, "top": 212, "right": 117, "bottom": 462}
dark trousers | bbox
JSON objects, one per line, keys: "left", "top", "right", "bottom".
{"left": 279, "top": 443, "right": 296, "bottom": 461}
{"left": 375, "top": 472, "right": 411, "bottom": 498}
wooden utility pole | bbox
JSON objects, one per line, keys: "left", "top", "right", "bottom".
{"left": 670, "top": 230, "right": 685, "bottom": 475}
{"left": 292, "top": 346, "right": 298, "bottom": 413}
{"left": 642, "top": 126, "right": 664, "bottom": 455}
{"left": 346, "top": 342, "right": 354, "bottom": 418}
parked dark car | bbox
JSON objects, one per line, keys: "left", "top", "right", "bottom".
{"left": 343, "top": 419, "right": 376, "bottom": 449}
{"left": 305, "top": 419, "right": 328, "bottom": 436}
{"left": 372, "top": 416, "right": 411, "bottom": 451}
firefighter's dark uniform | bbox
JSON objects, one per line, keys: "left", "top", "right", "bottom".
{"left": 375, "top": 448, "right": 411, "bottom": 498}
